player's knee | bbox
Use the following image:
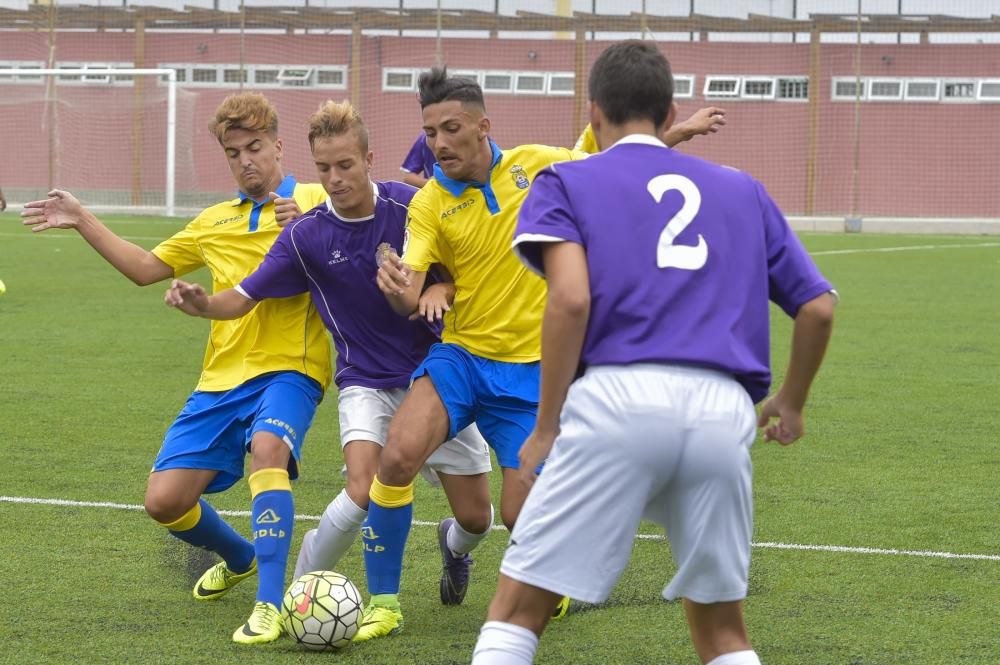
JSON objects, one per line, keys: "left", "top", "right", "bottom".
{"left": 143, "top": 489, "right": 193, "bottom": 525}
{"left": 345, "top": 473, "right": 374, "bottom": 509}
{"left": 377, "top": 439, "right": 424, "bottom": 486}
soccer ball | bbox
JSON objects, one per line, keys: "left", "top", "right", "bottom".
{"left": 281, "top": 570, "right": 363, "bottom": 650}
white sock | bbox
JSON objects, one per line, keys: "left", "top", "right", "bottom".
{"left": 447, "top": 504, "right": 494, "bottom": 556}
{"left": 471, "top": 621, "right": 538, "bottom": 665}
{"left": 292, "top": 489, "right": 367, "bottom": 579}
{"left": 706, "top": 650, "right": 761, "bottom": 665}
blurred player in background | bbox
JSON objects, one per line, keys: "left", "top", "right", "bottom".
{"left": 399, "top": 133, "right": 437, "bottom": 188}
{"left": 573, "top": 105, "right": 726, "bottom": 154}
{"left": 163, "top": 100, "right": 496, "bottom": 624}
{"left": 21, "top": 92, "right": 330, "bottom": 645}
{"left": 470, "top": 40, "right": 836, "bottom": 665}
{"left": 359, "top": 67, "right": 588, "bottom": 642}
{"left": 0, "top": 186, "right": 7, "bottom": 211}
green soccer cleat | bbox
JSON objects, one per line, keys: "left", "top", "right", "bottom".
{"left": 551, "top": 595, "right": 570, "bottom": 619}
{"left": 352, "top": 602, "right": 404, "bottom": 642}
{"left": 193, "top": 559, "right": 257, "bottom": 601}
{"left": 232, "top": 601, "right": 283, "bottom": 645}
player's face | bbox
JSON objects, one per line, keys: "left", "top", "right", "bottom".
{"left": 422, "top": 100, "right": 490, "bottom": 182}
{"left": 312, "top": 132, "right": 374, "bottom": 218}
{"left": 221, "top": 128, "right": 283, "bottom": 200}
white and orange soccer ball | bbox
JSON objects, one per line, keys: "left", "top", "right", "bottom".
{"left": 281, "top": 570, "right": 363, "bottom": 650}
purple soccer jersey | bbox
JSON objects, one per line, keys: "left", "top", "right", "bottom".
{"left": 513, "top": 134, "right": 833, "bottom": 403}
{"left": 400, "top": 134, "right": 437, "bottom": 179}
{"left": 239, "top": 180, "right": 440, "bottom": 390}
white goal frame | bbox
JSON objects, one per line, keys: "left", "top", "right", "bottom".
{"left": 0, "top": 68, "right": 177, "bottom": 216}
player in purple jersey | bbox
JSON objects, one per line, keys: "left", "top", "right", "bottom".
{"left": 163, "top": 101, "right": 495, "bottom": 625}
{"left": 471, "top": 41, "right": 837, "bottom": 665}
{"left": 399, "top": 133, "right": 437, "bottom": 188}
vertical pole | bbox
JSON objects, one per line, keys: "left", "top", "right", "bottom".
{"left": 805, "top": 26, "right": 820, "bottom": 215}
{"left": 132, "top": 18, "right": 145, "bottom": 207}
{"left": 46, "top": 0, "right": 57, "bottom": 193}
{"left": 572, "top": 29, "right": 586, "bottom": 141}
{"left": 166, "top": 70, "right": 176, "bottom": 217}
{"left": 351, "top": 15, "right": 362, "bottom": 109}
{"left": 435, "top": 0, "right": 442, "bottom": 67}
{"left": 851, "top": 0, "right": 862, "bottom": 218}
{"left": 239, "top": 0, "right": 246, "bottom": 91}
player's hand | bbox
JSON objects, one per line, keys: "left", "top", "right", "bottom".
{"left": 20, "top": 189, "right": 86, "bottom": 232}
{"left": 515, "top": 428, "right": 557, "bottom": 489}
{"left": 376, "top": 250, "right": 412, "bottom": 296}
{"left": 271, "top": 192, "right": 302, "bottom": 227}
{"left": 164, "top": 279, "right": 209, "bottom": 316}
{"left": 666, "top": 107, "right": 727, "bottom": 145}
{"left": 757, "top": 391, "right": 804, "bottom": 445}
{"left": 409, "top": 283, "right": 454, "bottom": 322}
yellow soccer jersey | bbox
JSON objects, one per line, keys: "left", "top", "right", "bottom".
{"left": 573, "top": 124, "right": 599, "bottom": 154}
{"left": 403, "top": 142, "right": 586, "bottom": 362}
{"left": 152, "top": 176, "right": 331, "bottom": 392}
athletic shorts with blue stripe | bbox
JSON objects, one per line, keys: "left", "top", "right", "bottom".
{"left": 412, "top": 343, "right": 539, "bottom": 469}
{"left": 152, "top": 370, "right": 323, "bottom": 493}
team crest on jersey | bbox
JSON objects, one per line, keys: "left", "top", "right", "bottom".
{"left": 328, "top": 248, "right": 349, "bottom": 265}
{"left": 375, "top": 241, "right": 397, "bottom": 267}
{"left": 510, "top": 165, "right": 530, "bottom": 189}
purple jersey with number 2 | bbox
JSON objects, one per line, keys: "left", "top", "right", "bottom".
{"left": 512, "top": 134, "right": 833, "bottom": 403}
{"left": 239, "top": 180, "right": 440, "bottom": 391}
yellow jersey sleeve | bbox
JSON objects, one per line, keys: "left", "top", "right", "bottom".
{"left": 401, "top": 191, "right": 443, "bottom": 273}
{"left": 151, "top": 212, "right": 215, "bottom": 276}
{"left": 573, "top": 124, "right": 599, "bottom": 154}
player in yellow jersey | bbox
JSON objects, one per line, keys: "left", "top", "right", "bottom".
{"left": 20, "top": 92, "right": 330, "bottom": 645}
{"left": 346, "top": 67, "right": 577, "bottom": 642}
{"left": 574, "top": 105, "right": 726, "bottom": 153}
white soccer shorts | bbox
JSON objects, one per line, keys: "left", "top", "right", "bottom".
{"left": 501, "top": 363, "right": 757, "bottom": 605}
{"left": 337, "top": 385, "right": 492, "bottom": 477}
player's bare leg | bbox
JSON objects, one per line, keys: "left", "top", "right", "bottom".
{"left": 472, "top": 574, "right": 562, "bottom": 663}
{"left": 232, "top": 432, "right": 294, "bottom": 644}
{"left": 436, "top": 471, "right": 493, "bottom": 604}
{"left": 683, "top": 599, "right": 755, "bottom": 664}
{"left": 355, "top": 376, "right": 451, "bottom": 641}
{"left": 294, "top": 440, "right": 378, "bottom": 580}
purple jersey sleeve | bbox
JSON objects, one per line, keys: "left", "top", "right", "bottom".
{"left": 758, "top": 182, "right": 833, "bottom": 317}
{"left": 239, "top": 227, "right": 309, "bottom": 300}
{"left": 512, "top": 167, "right": 584, "bottom": 276}
{"left": 401, "top": 135, "right": 435, "bottom": 178}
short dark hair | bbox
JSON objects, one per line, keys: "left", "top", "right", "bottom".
{"left": 588, "top": 40, "right": 673, "bottom": 128}
{"left": 418, "top": 67, "right": 486, "bottom": 112}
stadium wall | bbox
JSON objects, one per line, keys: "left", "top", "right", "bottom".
{"left": 1, "top": 32, "right": 998, "bottom": 219}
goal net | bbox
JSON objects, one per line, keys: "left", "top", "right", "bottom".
{"left": 0, "top": 67, "right": 184, "bottom": 216}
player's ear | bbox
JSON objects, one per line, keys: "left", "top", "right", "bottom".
{"left": 365, "top": 150, "right": 374, "bottom": 172}
{"left": 273, "top": 137, "right": 283, "bottom": 161}
{"left": 478, "top": 116, "right": 491, "bottom": 140}
{"left": 662, "top": 102, "right": 678, "bottom": 132}
{"left": 588, "top": 101, "right": 601, "bottom": 132}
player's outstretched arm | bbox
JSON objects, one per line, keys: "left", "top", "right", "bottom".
{"left": 662, "top": 106, "right": 727, "bottom": 148}
{"left": 164, "top": 280, "right": 257, "bottom": 320}
{"left": 758, "top": 291, "right": 836, "bottom": 445}
{"left": 21, "top": 189, "right": 173, "bottom": 286}
{"left": 400, "top": 171, "right": 429, "bottom": 189}
{"left": 517, "top": 242, "right": 591, "bottom": 479}
{"left": 376, "top": 250, "right": 427, "bottom": 317}
{"left": 270, "top": 192, "right": 302, "bottom": 228}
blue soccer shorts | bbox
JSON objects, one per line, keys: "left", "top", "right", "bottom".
{"left": 152, "top": 371, "right": 323, "bottom": 493}
{"left": 412, "top": 343, "right": 539, "bottom": 469}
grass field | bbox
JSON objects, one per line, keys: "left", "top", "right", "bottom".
{"left": 1, "top": 213, "right": 998, "bottom": 664}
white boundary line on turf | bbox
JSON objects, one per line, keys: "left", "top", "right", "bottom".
{"left": 3, "top": 495, "right": 998, "bottom": 562}
{"left": 812, "top": 242, "right": 1000, "bottom": 256}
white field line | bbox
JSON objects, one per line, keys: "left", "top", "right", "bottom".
{"left": 811, "top": 242, "right": 1000, "bottom": 256}
{"left": 3, "top": 495, "right": 998, "bottom": 562}
{"left": 4, "top": 232, "right": 1000, "bottom": 255}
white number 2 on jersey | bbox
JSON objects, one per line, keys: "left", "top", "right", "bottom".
{"left": 647, "top": 174, "right": 708, "bottom": 270}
